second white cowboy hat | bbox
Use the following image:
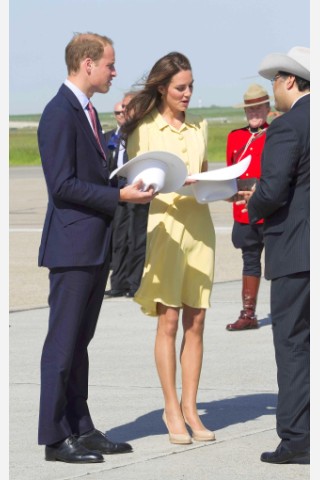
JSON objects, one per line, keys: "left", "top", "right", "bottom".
{"left": 258, "top": 46, "right": 310, "bottom": 81}
{"left": 177, "top": 155, "right": 252, "bottom": 203}
{"left": 109, "top": 150, "right": 188, "bottom": 193}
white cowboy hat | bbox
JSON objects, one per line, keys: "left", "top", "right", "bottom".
{"left": 234, "top": 84, "right": 271, "bottom": 109}
{"left": 258, "top": 46, "right": 310, "bottom": 81}
{"left": 177, "top": 155, "right": 252, "bottom": 203}
{"left": 192, "top": 179, "right": 238, "bottom": 203}
{"left": 109, "top": 150, "right": 188, "bottom": 193}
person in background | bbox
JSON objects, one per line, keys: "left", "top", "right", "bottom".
{"left": 104, "top": 91, "right": 149, "bottom": 298}
{"left": 238, "top": 46, "right": 310, "bottom": 464}
{"left": 225, "top": 84, "right": 271, "bottom": 331}
{"left": 104, "top": 100, "right": 124, "bottom": 173}
{"left": 37, "top": 32, "right": 156, "bottom": 464}
{"left": 122, "top": 52, "right": 216, "bottom": 445}
{"left": 125, "top": 191, "right": 150, "bottom": 297}
{"left": 104, "top": 94, "right": 133, "bottom": 298}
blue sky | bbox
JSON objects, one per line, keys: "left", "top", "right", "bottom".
{"left": 9, "top": 0, "right": 311, "bottom": 115}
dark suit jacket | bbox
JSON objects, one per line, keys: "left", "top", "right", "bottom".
{"left": 38, "top": 84, "right": 120, "bottom": 268}
{"left": 248, "top": 95, "right": 310, "bottom": 280}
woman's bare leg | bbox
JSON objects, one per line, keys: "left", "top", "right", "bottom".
{"left": 155, "top": 303, "right": 188, "bottom": 435}
{"left": 180, "top": 306, "right": 209, "bottom": 431}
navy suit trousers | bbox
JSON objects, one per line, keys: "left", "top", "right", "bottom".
{"left": 271, "top": 272, "right": 310, "bottom": 452}
{"left": 38, "top": 256, "right": 110, "bottom": 445}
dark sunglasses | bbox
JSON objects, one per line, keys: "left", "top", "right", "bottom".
{"left": 114, "top": 111, "right": 124, "bottom": 115}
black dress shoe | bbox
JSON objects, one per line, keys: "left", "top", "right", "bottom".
{"left": 45, "top": 435, "right": 104, "bottom": 463}
{"left": 261, "top": 444, "right": 310, "bottom": 464}
{"left": 104, "top": 289, "right": 127, "bottom": 298}
{"left": 77, "top": 429, "right": 133, "bottom": 454}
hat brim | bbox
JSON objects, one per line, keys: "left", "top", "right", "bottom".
{"left": 189, "top": 155, "right": 251, "bottom": 181}
{"left": 109, "top": 150, "right": 188, "bottom": 193}
{"left": 258, "top": 53, "right": 310, "bottom": 81}
{"left": 234, "top": 98, "right": 272, "bottom": 109}
{"left": 177, "top": 155, "right": 251, "bottom": 202}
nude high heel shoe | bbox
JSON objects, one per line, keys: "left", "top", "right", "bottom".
{"left": 184, "top": 420, "right": 216, "bottom": 442}
{"left": 181, "top": 408, "right": 216, "bottom": 442}
{"left": 162, "top": 412, "right": 192, "bottom": 445}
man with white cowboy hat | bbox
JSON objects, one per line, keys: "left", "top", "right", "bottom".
{"left": 225, "top": 84, "right": 271, "bottom": 332}
{"left": 238, "top": 46, "right": 310, "bottom": 464}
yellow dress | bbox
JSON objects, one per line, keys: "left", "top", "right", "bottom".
{"left": 127, "top": 108, "right": 215, "bottom": 316}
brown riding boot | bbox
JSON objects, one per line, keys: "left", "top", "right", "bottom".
{"left": 226, "top": 275, "right": 260, "bottom": 331}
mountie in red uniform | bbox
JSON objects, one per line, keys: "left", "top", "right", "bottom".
{"left": 226, "top": 122, "right": 269, "bottom": 225}
{"left": 225, "top": 83, "right": 271, "bottom": 332}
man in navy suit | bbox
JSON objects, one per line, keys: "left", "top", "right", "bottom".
{"left": 37, "top": 32, "right": 156, "bottom": 464}
{"left": 238, "top": 46, "right": 310, "bottom": 464}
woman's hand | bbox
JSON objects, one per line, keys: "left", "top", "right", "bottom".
{"left": 183, "top": 177, "right": 198, "bottom": 186}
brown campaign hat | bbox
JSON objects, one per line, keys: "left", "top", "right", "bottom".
{"left": 234, "top": 84, "right": 271, "bottom": 109}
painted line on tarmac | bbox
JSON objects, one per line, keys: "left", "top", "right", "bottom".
{"left": 10, "top": 228, "right": 43, "bottom": 232}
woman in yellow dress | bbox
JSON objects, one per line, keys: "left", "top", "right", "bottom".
{"left": 122, "top": 52, "right": 216, "bottom": 444}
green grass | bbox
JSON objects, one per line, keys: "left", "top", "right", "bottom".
{"left": 9, "top": 129, "right": 41, "bottom": 166}
{"left": 9, "top": 107, "right": 245, "bottom": 166}
{"left": 9, "top": 113, "right": 42, "bottom": 122}
{"left": 208, "top": 122, "right": 243, "bottom": 162}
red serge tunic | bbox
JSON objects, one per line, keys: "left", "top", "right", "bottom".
{"left": 226, "top": 123, "right": 269, "bottom": 224}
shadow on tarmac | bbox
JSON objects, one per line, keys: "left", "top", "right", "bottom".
{"left": 106, "top": 392, "right": 277, "bottom": 442}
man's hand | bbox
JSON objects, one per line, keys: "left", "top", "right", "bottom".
{"left": 119, "top": 180, "right": 158, "bottom": 204}
{"left": 235, "top": 189, "right": 254, "bottom": 212}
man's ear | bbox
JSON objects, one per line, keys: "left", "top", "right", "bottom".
{"left": 84, "top": 57, "right": 92, "bottom": 74}
{"left": 286, "top": 75, "right": 296, "bottom": 90}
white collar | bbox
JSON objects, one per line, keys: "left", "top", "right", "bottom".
{"left": 64, "top": 79, "right": 89, "bottom": 110}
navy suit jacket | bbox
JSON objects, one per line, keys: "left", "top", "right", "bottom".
{"left": 248, "top": 94, "right": 310, "bottom": 280}
{"left": 38, "top": 84, "right": 120, "bottom": 268}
